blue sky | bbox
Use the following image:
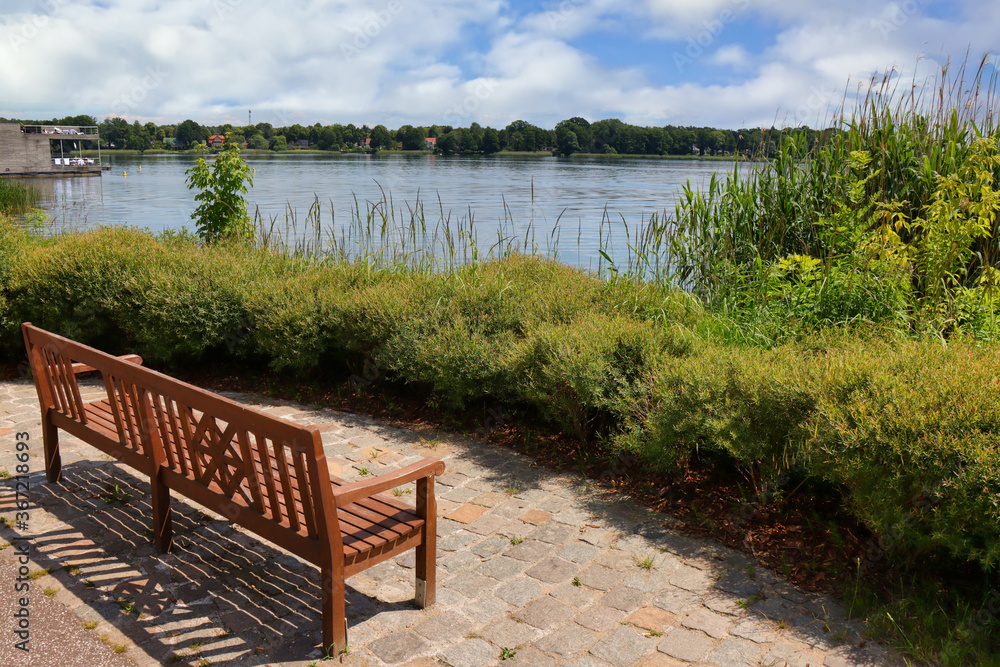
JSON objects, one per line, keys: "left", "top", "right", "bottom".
{"left": 0, "top": 0, "right": 995, "bottom": 130}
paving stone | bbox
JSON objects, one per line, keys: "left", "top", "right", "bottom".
{"left": 753, "top": 596, "right": 801, "bottom": 624}
{"left": 633, "top": 653, "right": 688, "bottom": 667}
{"left": 466, "top": 514, "right": 519, "bottom": 536}
{"left": 580, "top": 527, "right": 615, "bottom": 546}
{"left": 601, "top": 585, "right": 649, "bottom": 612}
{"left": 506, "top": 646, "right": 557, "bottom": 666}
{"left": 444, "top": 572, "right": 497, "bottom": 598}
{"left": 730, "top": 616, "right": 780, "bottom": 643}
{"left": 669, "top": 566, "right": 714, "bottom": 593}
{"left": 461, "top": 595, "right": 511, "bottom": 622}
{"left": 681, "top": 607, "right": 734, "bottom": 639}
{"left": 525, "top": 557, "right": 578, "bottom": 584}
{"left": 520, "top": 509, "right": 551, "bottom": 525}
{"left": 439, "top": 531, "right": 482, "bottom": 552}
{"left": 791, "top": 615, "right": 840, "bottom": 651}
{"left": 704, "top": 593, "right": 744, "bottom": 616}
{"left": 436, "top": 518, "right": 465, "bottom": 537}
{"left": 761, "top": 641, "right": 827, "bottom": 667}
{"left": 560, "top": 657, "right": 613, "bottom": 667}
{"left": 550, "top": 582, "right": 598, "bottom": 608}
{"left": 531, "top": 522, "right": 575, "bottom": 545}
{"left": 707, "top": 636, "right": 765, "bottom": 665}
{"left": 559, "top": 542, "right": 600, "bottom": 564}
{"left": 471, "top": 491, "right": 508, "bottom": 507}
{"left": 446, "top": 504, "right": 488, "bottom": 524}
{"left": 443, "top": 486, "right": 481, "bottom": 503}
{"left": 505, "top": 540, "right": 554, "bottom": 562}
{"left": 577, "top": 565, "right": 624, "bottom": 591}
{"left": 439, "top": 638, "right": 494, "bottom": 667}
{"left": 621, "top": 569, "right": 672, "bottom": 593}
{"left": 398, "top": 659, "right": 444, "bottom": 667}
{"left": 442, "top": 550, "right": 481, "bottom": 574}
{"left": 495, "top": 577, "right": 542, "bottom": 607}
{"left": 589, "top": 625, "right": 658, "bottom": 667}
{"left": 478, "top": 617, "right": 538, "bottom": 648}
{"left": 478, "top": 555, "right": 526, "bottom": 581}
{"left": 657, "top": 627, "right": 715, "bottom": 662}
{"left": 535, "top": 624, "right": 599, "bottom": 657}
{"left": 367, "top": 632, "right": 428, "bottom": 665}
{"left": 436, "top": 473, "right": 470, "bottom": 488}
{"left": 651, "top": 588, "right": 703, "bottom": 616}
{"left": 593, "top": 548, "right": 637, "bottom": 571}
{"left": 715, "top": 568, "right": 764, "bottom": 598}
{"left": 513, "top": 596, "right": 576, "bottom": 630}
{"left": 413, "top": 610, "right": 473, "bottom": 642}
{"left": 627, "top": 607, "right": 679, "bottom": 634}
{"left": 553, "top": 506, "right": 594, "bottom": 525}
{"left": 471, "top": 535, "right": 510, "bottom": 558}
{"left": 575, "top": 605, "right": 626, "bottom": 632}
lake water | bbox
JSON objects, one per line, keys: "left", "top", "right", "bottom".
{"left": 30, "top": 153, "right": 736, "bottom": 270}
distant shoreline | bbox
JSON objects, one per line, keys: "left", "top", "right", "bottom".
{"left": 77, "top": 148, "right": 741, "bottom": 161}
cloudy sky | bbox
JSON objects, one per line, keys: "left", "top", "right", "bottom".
{"left": 0, "top": 0, "right": 995, "bottom": 130}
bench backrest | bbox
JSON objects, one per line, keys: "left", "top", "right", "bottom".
{"left": 23, "top": 323, "right": 340, "bottom": 564}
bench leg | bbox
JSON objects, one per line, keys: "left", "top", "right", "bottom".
{"left": 415, "top": 539, "right": 436, "bottom": 608}
{"left": 321, "top": 567, "right": 347, "bottom": 656}
{"left": 150, "top": 473, "right": 172, "bottom": 552}
{"left": 42, "top": 417, "right": 61, "bottom": 484}
{"left": 415, "top": 477, "right": 437, "bottom": 608}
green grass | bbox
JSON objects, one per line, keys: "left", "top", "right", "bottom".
{"left": 634, "top": 554, "right": 655, "bottom": 570}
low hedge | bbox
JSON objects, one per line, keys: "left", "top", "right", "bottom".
{"left": 2, "top": 224, "right": 999, "bottom": 573}
{"left": 645, "top": 334, "right": 1000, "bottom": 569}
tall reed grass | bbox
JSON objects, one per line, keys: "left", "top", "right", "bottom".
{"left": 250, "top": 56, "right": 1000, "bottom": 343}
{"left": 0, "top": 179, "right": 40, "bottom": 216}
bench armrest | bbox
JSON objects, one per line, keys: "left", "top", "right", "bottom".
{"left": 333, "top": 457, "right": 445, "bottom": 508}
{"left": 72, "top": 354, "right": 143, "bottom": 374}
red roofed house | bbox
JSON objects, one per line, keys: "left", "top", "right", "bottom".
{"left": 425, "top": 137, "right": 437, "bottom": 150}
{"left": 208, "top": 135, "right": 226, "bottom": 148}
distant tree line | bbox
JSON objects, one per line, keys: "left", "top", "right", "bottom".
{"left": 0, "top": 114, "right": 837, "bottom": 157}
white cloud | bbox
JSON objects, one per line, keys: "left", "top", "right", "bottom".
{"left": 709, "top": 44, "right": 750, "bottom": 69}
{"left": 0, "top": 0, "right": 997, "bottom": 130}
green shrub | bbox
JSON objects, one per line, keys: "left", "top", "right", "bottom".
{"left": 644, "top": 338, "right": 822, "bottom": 480}
{"left": 125, "top": 243, "right": 284, "bottom": 364}
{"left": 8, "top": 226, "right": 160, "bottom": 350}
{"left": 809, "top": 339, "right": 1000, "bottom": 568}
{"left": 644, "top": 333, "right": 1000, "bottom": 571}
{"left": 0, "top": 219, "right": 30, "bottom": 345}
{"left": 518, "top": 313, "right": 685, "bottom": 442}
{"left": 381, "top": 316, "right": 520, "bottom": 409}
{"left": 186, "top": 146, "right": 254, "bottom": 242}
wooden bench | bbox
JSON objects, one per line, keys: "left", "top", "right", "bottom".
{"left": 22, "top": 323, "right": 444, "bottom": 654}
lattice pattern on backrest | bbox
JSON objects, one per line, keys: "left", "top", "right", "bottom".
{"left": 37, "top": 343, "right": 87, "bottom": 423}
{"left": 22, "top": 324, "right": 328, "bottom": 545}
{"left": 147, "top": 390, "right": 323, "bottom": 540}
{"left": 102, "top": 372, "right": 148, "bottom": 456}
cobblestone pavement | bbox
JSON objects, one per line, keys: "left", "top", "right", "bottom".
{"left": 0, "top": 379, "right": 902, "bottom": 667}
